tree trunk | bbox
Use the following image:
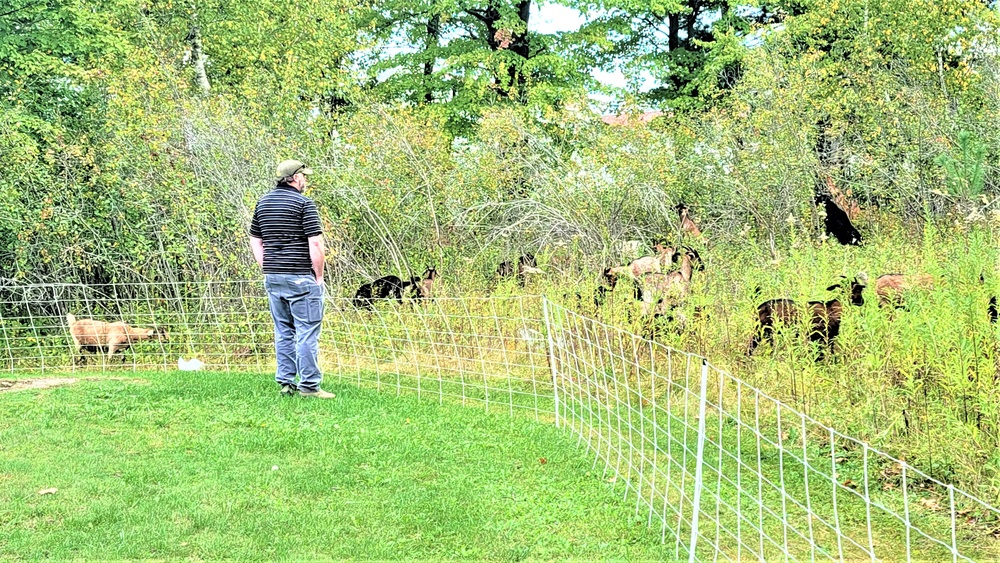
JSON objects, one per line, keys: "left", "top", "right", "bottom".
{"left": 684, "top": 0, "right": 701, "bottom": 48}
{"left": 189, "top": 25, "right": 211, "bottom": 95}
{"left": 424, "top": 13, "right": 440, "bottom": 103}
{"left": 466, "top": 1, "right": 531, "bottom": 100}
{"left": 507, "top": 0, "right": 531, "bottom": 99}
{"left": 668, "top": 13, "right": 680, "bottom": 51}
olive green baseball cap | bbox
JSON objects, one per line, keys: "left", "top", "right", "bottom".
{"left": 275, "top": 159, "right": 314, "bottom": 179}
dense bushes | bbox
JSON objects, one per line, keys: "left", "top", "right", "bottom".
{"left": 2, "top": 0, "right": 999, "bottom": 285}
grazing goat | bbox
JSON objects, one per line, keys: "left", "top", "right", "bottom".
{"left": 634, "top": 248, "right": 699, "bottom": 316}
{"left": 354, "top": 275, "right": 410, "bottom": 309}
{"left": 607, "top": 243, "right": 676, "bottom": 279}
{"left": 874, "top": 273, "right": 935, "bottom": 308}
{"left": 497, "top": 254, "right": 544, "bottom": 286}
{"left": 981, "top": 274, "right": 997, "bottom": 324}
{"left": 679, "top": 245, "right": 705, "bottom": 272}
{"left": 408, "top": 268, "right": 439, "bottom": 300}
{"left": 677, "top": 203, "right": 702, "bottom": 238}
{"left": 815, "top": 193, "right": 862, "bottom": 246}
{"left": 67, "top": 314, "right": 168, "bottom": 363}
{"left": 823, "top": 176, "right": 861, "bottom": 221}
{"left": 746, "top": 275, "right": 866, "bottom": 360}
{"left": 593, "top": 267, "right": 620, "bottom": 308}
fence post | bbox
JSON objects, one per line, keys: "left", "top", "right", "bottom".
{"left": 688, "top": 359, "right": 710, "bottom": 563}
{"left": 541, "top": 296, "right": 561, "bottom": 428}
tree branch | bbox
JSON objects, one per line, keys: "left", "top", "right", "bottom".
{"left": 0, "top": 2, "right": 32, "bottom": 20}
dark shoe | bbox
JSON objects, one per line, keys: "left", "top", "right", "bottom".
{"left": 279, "top": 383, "right": 297, "bottom": 397}
{"left": 299, "top": 388, "right": 335, "bottom": 399}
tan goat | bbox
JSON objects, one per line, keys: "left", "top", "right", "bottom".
{"left": 874, "top": 274, "right": 935, "bottom": 308}
{"left": 608, "top": 243, "right": 676, "bottom": 279}
{"left": 67, "top": 314, "right": 168, "bottom": 363}
{"left": 636, "top": 249, "right": 697, "bottom": 316}
{"left": 410, "top": 268, "right": 439, "bottom": 300}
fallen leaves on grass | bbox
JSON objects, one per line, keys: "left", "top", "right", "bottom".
{"left": 919, "top": 498, "right": 943, "bottom": 511}
{"left": 880, "top": 461, "right": 903, "bottom": 481}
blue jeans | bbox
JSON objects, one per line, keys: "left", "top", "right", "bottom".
{"left": 264, "top": 274, "right": 325, "bottom": 392}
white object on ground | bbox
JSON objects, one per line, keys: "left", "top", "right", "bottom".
{"left": 178, "top": 357, "right": 204, "bottom": 371}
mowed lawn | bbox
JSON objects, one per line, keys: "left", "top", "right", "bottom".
{"left": 0, "top": 372, "right": 672, "bottom": 561}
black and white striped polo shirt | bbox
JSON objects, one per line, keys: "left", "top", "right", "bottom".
{"left": 249, "top": 184, "right": 323, "bottom": 275}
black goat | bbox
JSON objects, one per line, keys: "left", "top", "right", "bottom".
{"left": 815, "top": 193, "right": 862, "bottom": 246}
{"left": 747, "top": 276, "right": 867, "bottom": 360}
{"left": 497, "top": 254, "right": 543, "bottom": 286}
{"left": 982, "top": 274, "right": 997, "bottom": 324}
{"left": 353, "top": 275, "right": 411, "bottom": 309}
{"left": 593, "top": 267, "right": 620, "bottom": 308}
{"left": 679, "top": 245, "right": 705, "bottom": 272}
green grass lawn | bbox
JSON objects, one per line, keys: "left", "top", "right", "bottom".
{"left": 0, "top": 372, "right": 672, "bottom": 561}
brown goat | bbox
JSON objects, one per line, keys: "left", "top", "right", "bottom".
{"left": 67, "top": 314, "right": 168, "bottom": 363}
{"left": 874, "top": 273, "right": 935, "bottom": 308}
{"left": 824, "top": 176, "right": 861, "bottom": 221}
{"left": 677, "top": 203, "right": 702, "bottom": 238}
{"left": 747, "top": 276, "right": 866, "bottom": 360}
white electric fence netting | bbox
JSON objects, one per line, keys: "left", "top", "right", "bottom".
{"left": 1, "top": 281, "right": 998, "bottom": 561}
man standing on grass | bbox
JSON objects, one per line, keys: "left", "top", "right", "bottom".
{"left": 249, "top": 159, "right": 334, "bottom": 399}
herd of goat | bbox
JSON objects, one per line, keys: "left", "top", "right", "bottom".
{"left": 64, "top": 198, "right": 998, "bottom": 364}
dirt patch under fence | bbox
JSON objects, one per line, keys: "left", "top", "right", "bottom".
{"left": 0, "top": 378, "right": 79, "bottom": 393}
{"left": 0, "top": 377, "right": 148, "bottom": 393}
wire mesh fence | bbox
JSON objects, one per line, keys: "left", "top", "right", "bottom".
{"left": 0, "top": 281, "right": 552, "bottom": 417}
{"left": 1, "top": 281, "right": 998, "bottom": 560}
{"left": 543, "top": 299, "right": 1000, "bottom": 561}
